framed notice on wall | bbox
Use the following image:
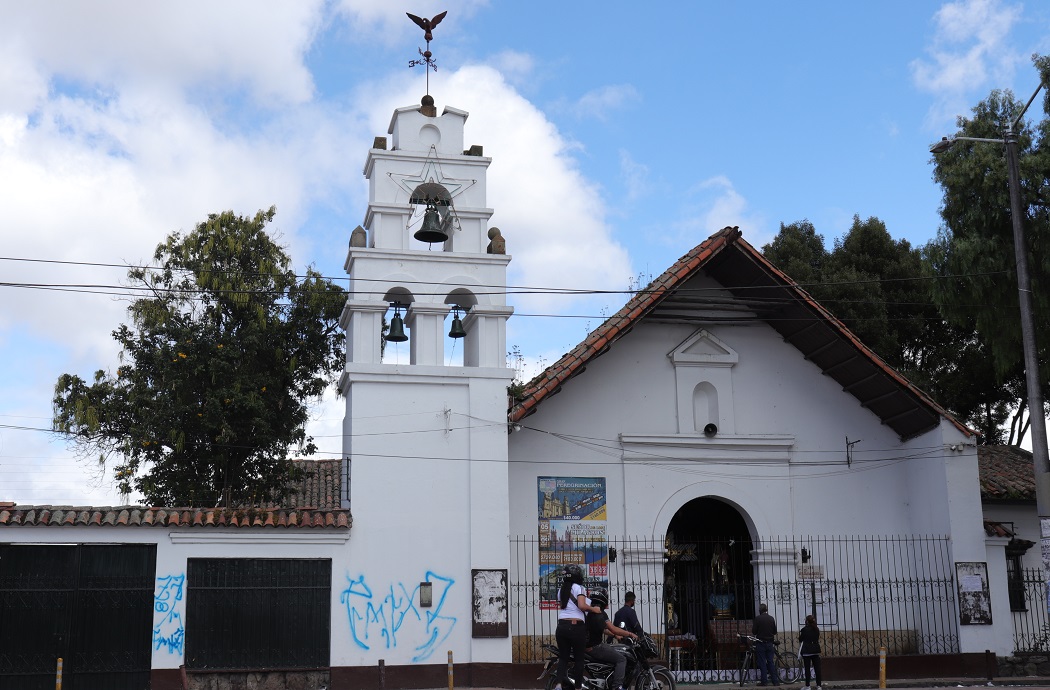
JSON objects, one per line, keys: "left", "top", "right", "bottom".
{"left": 956, "top": 561, "right": 992, "bottom": 625}
{"left": 471, "top": 569, "right": 509, "bottom": 638}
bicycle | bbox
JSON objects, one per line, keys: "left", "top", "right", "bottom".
{"left": 736, "top": 634, "right": 800, "bottom": 686}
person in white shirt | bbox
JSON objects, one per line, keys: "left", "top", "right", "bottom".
{"left": 555, "top": 564, "right": 601, "bottom": 690}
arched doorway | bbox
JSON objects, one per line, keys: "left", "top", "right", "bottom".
{"left": 665, "top": 497, "right": 754, "bottom": 670}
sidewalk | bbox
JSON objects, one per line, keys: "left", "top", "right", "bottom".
{"left": 420, "top": 681, "right": 1050, "bottom": 690}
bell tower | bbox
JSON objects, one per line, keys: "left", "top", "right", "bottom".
{"left": 337, "top": 93, "right": 514, "bottom": 666}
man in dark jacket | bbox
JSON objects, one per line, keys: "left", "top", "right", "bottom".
{"left": 752, "top": 603, "right": 779, "bottom": 686}
{"left": 613, "top": 591, "right": 643, "bottom": 636}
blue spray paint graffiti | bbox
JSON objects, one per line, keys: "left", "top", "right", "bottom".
{"left": 340, "top": 571, "right": 456, "bottom": 662}
{"left": 153, "top": 573, "right": 186, "bottom": 655}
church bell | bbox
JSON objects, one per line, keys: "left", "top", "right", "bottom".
{"left": 387, "top": 306, "right": 408, "bottom": 342}
{"left": 448, "top": 308, "right": 466, "bottom": 339}
{"left": 413, "top": 202, "right": 449, "bottom": 244}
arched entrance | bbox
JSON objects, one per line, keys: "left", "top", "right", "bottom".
{"left": 665, "top": 497, "right": 755, "bottom": 671}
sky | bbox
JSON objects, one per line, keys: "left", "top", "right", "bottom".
{"left": 2, "top": 0, "right": 1048, "bottom": 506}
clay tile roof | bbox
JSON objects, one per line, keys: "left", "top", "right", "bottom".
{"left": 508, "top": 226, "right": 970, "bottom": 441}
{"left": 984, "top": 520, "right": 1015, "bottom": 538}
{"left": 0, "top": 505, "right": 352, "bottom": 530}
{"left": 979, "top": 445, "right": 1035, "bottom": 502}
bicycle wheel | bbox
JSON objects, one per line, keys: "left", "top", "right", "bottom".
{"left": 776, "top": 651, "right": 801, "bottom": 683}
{"left": 544, "top": 674, "right": 560, "bottom": 690}
{"left": 738, "top": 650, "right": 752, "bottom": 687}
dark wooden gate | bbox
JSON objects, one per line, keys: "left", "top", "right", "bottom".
{"left": 0, "top": 543, "right": 156, "bottom": 690}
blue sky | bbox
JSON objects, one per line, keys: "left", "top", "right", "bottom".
{"left": 1, "top": 0, "right": 1048, "bottom": 505}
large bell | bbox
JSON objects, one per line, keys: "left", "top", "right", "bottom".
{"left": 448, "top": 310, "right": 466, "bottom": 339}
{"left": 387, "top": 311, "right": 408, "bottom": 342}
{"left": 413, "top": 203, "right": 449, "bottom": 244}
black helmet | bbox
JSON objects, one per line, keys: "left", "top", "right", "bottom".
{"left": 564, "top": 564, "right": 584, "bottom": 584}
{"left": 589, "top": 588, "right": 609, "bottom": 609}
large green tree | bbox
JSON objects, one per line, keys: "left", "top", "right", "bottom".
{"left": 53, "top": 207, "right": 346, "bottom": 507}
{"left": 763, "top": 217, "right": 1014, "bottom": 442}
{"left": 927, "top": 55, "right": 1050, "bottom": 444}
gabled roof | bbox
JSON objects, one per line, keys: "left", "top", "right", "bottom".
{"left": 509, "top": 226, "right": 971, "bottom": 441}
{"left": 979, "top": 445, "right": 1035, "bottom": 502}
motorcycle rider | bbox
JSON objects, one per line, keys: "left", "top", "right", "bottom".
{"left": 585, "top": 589, "right": 638, "bottom": 690}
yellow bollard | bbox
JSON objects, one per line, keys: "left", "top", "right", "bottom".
{"left": 56, "top": 657, "right": 63, "bottom": 690}
{"left": 448, "top": 650, "right": 454, "bottom": 690}
{"left": 878, "top": 646, "right": 887, "bottom": 688}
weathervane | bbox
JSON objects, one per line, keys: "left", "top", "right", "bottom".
{"left": 407, "top": 10, "right": 447, "bottom": 95}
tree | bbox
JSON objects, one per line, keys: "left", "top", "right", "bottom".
{"left": 53, "top": 207, "right": 346, "bottom": 507}
{"left": 928, "top": 55, "right": 1050, "bottom": 444}
{"left": 763, "top": 216, "right": 1015, "bottom": 442}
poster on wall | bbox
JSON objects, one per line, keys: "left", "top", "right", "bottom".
{"left": 538, "top": 476, "right": 608, "bottom": 609}
{"left": 956, "top": 561, "right": 992, "bottom": 625}
{"left": 471, "top": 569, "right": 509, "bottom": 637}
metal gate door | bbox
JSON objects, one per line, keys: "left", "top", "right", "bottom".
{"left": 0, "top": 543, "right": 156, "bottom": 690}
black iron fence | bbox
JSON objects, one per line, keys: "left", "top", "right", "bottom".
{"left": 510, "top": 534, "right": 959, "bottom": 668}
{"left": 1012, "top": 567, "right": 1050, "bottom": 652}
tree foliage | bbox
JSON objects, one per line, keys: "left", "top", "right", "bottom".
{"left": 927, "top": 55, "right": 1050, "bottom": 443}
{"left": 53, "top": 207, "right": 346, "bottom": 507}
{"left": 762, "top": 216, "right": 1015, "bottom": 442}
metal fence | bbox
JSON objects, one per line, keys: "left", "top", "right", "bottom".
{"left": 1012, "top": 567, "right": 1050, "bottom": 652}
{"left": 510, "top": 534, "right": 959, "bottom": 668}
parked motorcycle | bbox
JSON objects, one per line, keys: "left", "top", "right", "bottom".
{"left": 537, "top": 633, "right": 676, "bottom": 690}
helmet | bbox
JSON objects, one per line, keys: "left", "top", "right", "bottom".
{"left": 589, "top": 589, "right": 609, "bottom": 609}
{"left": 564, "top": 564, "right": 584, "bottom": 584}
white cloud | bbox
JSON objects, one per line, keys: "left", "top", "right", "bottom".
{"left": 571, "top": 84, "right": 641, "bottom": 120}
{"left": 911, "top": 0, "right": 1024, "bottom": 127}
{"left": 0, "top": 2, "right": 325, "bottom": 108}
{"left": 619, "top": 149, "right": 650, "bottom": 203}
{"left": 672, "top": 175, "right": 770, "bottom": 249}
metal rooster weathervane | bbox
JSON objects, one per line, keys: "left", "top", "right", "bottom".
{"left": 407, "top": 10, "right": 447, "bottom": 95}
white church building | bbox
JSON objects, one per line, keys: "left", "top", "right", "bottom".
{"left": 0, "top": 93, "right": 1035, "bottom": 689}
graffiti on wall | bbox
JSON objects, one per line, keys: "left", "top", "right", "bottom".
{"left": 153, "top": 573, "right": 186, "bottom": 655}
{"left": 340, "top": 571, "right": 456, "bottom": 662}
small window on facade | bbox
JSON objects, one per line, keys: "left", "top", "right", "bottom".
{"left": 1006, "top": 552, "right": 1027, "bottom": 612}
{"left": 185, "top": 558, "right": 331, "bottom": 670}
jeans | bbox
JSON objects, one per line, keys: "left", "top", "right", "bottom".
{"left": 556, "top": 619, "right": 587, "bottom": 688}
{"left": 587, "top": 643, "right": 627, "bottom": 689}
{"left": 756, "top": 640, "right": 778, "bottom": 685}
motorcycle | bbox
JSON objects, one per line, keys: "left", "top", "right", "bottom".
{"left": 537, "top": 633, "right": 676, "bottom": 690}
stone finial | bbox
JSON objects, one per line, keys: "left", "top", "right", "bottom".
{"left": 486, "top": 227, "right": 506, "bottom": 254}
{"left": 350, "top": 225, "right": 367, "bottom": 248}
{"left": 420, "top": 94, "right": 437, "bottom": 117}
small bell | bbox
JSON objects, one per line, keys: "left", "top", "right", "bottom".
{"left": 448, "top": 309, "right": 466, "bottom": 339}
{"left": 414, "top": 202, "right": 449, "bottom": 244}
{"left": 387, "top": 309, "right": 408, "bottom": 342}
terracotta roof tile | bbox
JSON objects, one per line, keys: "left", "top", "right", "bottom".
{"left": 984, "top": 520, "right": 1015, "bottom": 538}
{"left": 979, "top": 445, "right": 1035, "bottom": 501}
{"left": 0, "top": 505, "right": 352, "bottom": 530}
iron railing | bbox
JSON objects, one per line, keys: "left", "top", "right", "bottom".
{"left": 1012, "top": 567, "right": 1050, "bottom": 652}
{"left": 510, "top": 534, "right": 959, "bottom": 667}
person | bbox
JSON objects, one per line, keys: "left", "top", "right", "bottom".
{"left": 613, "top": 591, "right": 644, "bottom": 636}
{"left": 752, "top": 602, "right": 779, "bottom": 686}
{"left": 799, "top": 614, "right": 822, "bottom": 689}
{"left": 586, "top": 589, "right": 638, "bottom": 690}
{"left": 555, "top": 564, "right": 601, "bottom": 690}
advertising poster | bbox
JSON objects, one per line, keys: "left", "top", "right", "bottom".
{"left": 538, "top": 476, "right": 608, "bottom": 609}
